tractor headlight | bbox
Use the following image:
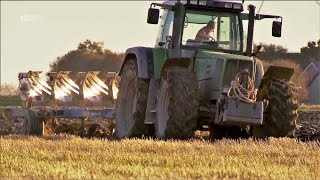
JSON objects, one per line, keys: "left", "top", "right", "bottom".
{"left": 189, "top": 0, "right": 207, "bottom": 6}
{"left": 233, "top": 3, "right": 243, "bottom": 10}
{"left": 189, "top": 0, "right": 197, "bottom": 5}
{"left": 198, "top": 0, "right": 207, "bottom": 6}
{"left": 224, "top": 2, "right": 233, "bottom": 8}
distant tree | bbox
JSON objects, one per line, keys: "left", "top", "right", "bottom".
{"left": 0, "top": 83, "right": 18, "bottom": 96}
{"left": 254, "top": 43, "right": 288, "bottom": 61}
{"left": 77, "top": 39, "right": 104, "bottom": 54}
{"left": 256, "top": 39, "right": 320, "bottom": 69}
{"left": 299, "top": 39, "right": 320, "bottom": 68}
{"left": 50, "top": 39, "right": 124, "bottom": 73}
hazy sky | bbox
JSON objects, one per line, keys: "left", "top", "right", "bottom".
{"left": 1, "top": 1, "right": 320, "bottom": 85}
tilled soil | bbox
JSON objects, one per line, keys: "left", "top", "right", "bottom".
{"left": 0, "top": 109, "right": 115, "bottom": 138}
{"left": 50, "top": 118, "right": 115, "bottom": 138}
{"left": 295, "top": 111, "right": 320, "bottom": 140}
{"left": 0, "top": 110, "right": 319, "bottom": 140}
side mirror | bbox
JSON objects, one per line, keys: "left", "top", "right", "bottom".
{"left": 147, "top": 8, "right": 159, "bottom": 24}
{"left": 272, "top": 21, "right": 282, "bottom": 37}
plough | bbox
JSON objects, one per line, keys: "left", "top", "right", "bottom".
{"left": 10, "top": 70, "right": 118, "bottom": 135}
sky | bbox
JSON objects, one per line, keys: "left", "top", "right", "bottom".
{"left": 1, "top": 1, "right": 320, "bottom": 85}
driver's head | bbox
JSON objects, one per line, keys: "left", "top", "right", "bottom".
{"left": 206, "top": 20, "right": 215, "bottom": 31}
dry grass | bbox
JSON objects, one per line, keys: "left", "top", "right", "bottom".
{"left": 299, "top": 104, "right": 320, "bottom": 112}
{"left": 1, "top": 135, "right": 319, "bottom": 179}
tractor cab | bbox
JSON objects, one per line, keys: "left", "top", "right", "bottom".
{"left": 148, "top": 0, "right": 282, "bottom": 56}
{"left": 149, "top": 0, "right": 245, "bottom": 55}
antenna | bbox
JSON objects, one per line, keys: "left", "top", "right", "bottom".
{"left": 257, "top": 0, "right": 265, "bottom": 14}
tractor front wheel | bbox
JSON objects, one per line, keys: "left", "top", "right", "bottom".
{"left": 155, "top": 68, "right": 199, "bottom": 139}
{"left": 253, "top": 79, "right": 298, "bottom": 138}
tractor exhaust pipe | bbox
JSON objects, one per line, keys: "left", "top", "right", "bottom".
{"left": 246, "top": 4, "right": 256, "bottom": 56}
{"left": 171, "top": 0, "right": 185, "bottom": 57}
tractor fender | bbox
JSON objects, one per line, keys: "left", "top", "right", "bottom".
{"left": 160, "top": 57, "right": 194, "bottom": 76}
{"left": 254, "top": 59, "right": 264, "bottom": 88}
{"left": 119, "top": 47, "right": 154, "bottom": 79}
{"left": 256, "top": 65, "right": 294, "bottom": 100}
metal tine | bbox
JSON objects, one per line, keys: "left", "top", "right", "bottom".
{"left": 38, "top": 79, "right": 52, "bottom": 90}
{"left": 83, "top": 80, "right": 100, "bottom": 97}
{"left": 81, "top": 71, "right": 110, "bottom": 99}
{"left": 27, "top": 71, "right": 51, "bottom": 95}
{"left": 61, "top": 74, "right": 80, "bottom": 89}
{"left": 88, "top": 72, "right": 109, "bottom": 90}
{"left": 29, "top": 71, "right": 52, "bottom": 90}
{"left": 55, "top": 79, "right": 72, "bottom": 95}
{"left": 54, "top": 71, "right": 79, "bottom": 95}
{"left": 29, "top": 82, "right": 42, "bottom": 95}
{"left": 84, "top": 77, "right": 100, "bottom": 94}
{"left": 28, "top": 75, "right": 51, "bottom": 95}
{"left": 60, "top": 74, "right": 79, "bottom": 94}
{"left": 89, "top": 74, "right": 109, "bottom": 91}
{"left": 86, "top": 74, "right": 109, "bottom": 94}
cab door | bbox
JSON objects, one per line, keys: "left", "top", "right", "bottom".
{"left": 153, "top": 9, "right": 174, "bottom": 79}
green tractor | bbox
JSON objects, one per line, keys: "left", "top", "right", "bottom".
{"left": 115, "top": 0, "right": 298, "bottom": 139}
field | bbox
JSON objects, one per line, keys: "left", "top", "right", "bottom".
{"left": 1, "top": 97, "right": 319, "bottom": 179}
{"left": 1, "top": 135, "right": 320, "bottom": 179}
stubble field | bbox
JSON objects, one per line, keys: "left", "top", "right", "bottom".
{"left": 1, "top": 135, "right": 319, "bottom": 179}
{"left": 1, "top": 99, "right": 319, "bottom": 179}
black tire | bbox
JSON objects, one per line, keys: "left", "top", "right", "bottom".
{"left": 253, "top": 79, "right": 298, "bottom": 138}
{"left": 115, "top": 58, "right": 149, "bottom": 138}
{"left": 155, "top": 68, "right": 199, "bottom": 139}
{"left": 210, "top": 125, "right": 249, "bottom": 140}
{"left": 22, "top": 109, "right": 45, "bottom": 135}
{"left": 209, "top": 125, "right": 226, "bottom": 140}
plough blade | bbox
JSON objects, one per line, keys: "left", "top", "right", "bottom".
{"left": 17, "top": 70, "right": 119, "bottom": 107}
{"left": 18, "top": 71, "right": 52, "bottom": 98}
{"left": 49, "top": 71, "right": 80, "bottom": 101}
{"left": 81, "top": 71, "right": 109, "bottom": 99}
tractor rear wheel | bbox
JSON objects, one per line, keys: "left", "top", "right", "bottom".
{"left": 155, "top": 68, "right": 199, "bottom": 139}
{"left": 253, "top": 79, "right": 298, "bottom": 138}
{"left": 115, "top": 58, "right": 149, "bottom": 139}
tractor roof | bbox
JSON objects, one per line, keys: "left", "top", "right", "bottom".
{"left": 162, "top": 0, "right": 243, "bottom": 6}
{"left": 159, "top": 0, "right": 244, "bottom": 12}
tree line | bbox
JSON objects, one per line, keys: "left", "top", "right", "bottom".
{"left": 50, "top": 39, "right": 124, "bottom": 73}
{"left": 50, "top": 39, "right": 320, "bottom": 72}
{"left": 255, "top": 39, "right": 320, "bottom": 69}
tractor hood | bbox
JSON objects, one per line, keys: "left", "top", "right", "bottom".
{"left": 193, "top": 49, "right": 256, "bottom": 101}
{"left": 195, "top": 49, "right": 253, "bottom": 62}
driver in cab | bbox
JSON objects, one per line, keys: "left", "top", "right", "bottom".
{"left": 195, "top": 20, "right": 215, "bottom": 42}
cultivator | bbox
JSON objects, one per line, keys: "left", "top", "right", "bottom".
{"left": 10, "top": 71, "right": 118, "bottom": 135}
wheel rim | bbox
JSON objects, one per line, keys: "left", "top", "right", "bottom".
{"left": 122, "top": 78, "right": 138, "bottom": 135}
{"left": 156, "top": 81, "right": 169, "bottom": 138}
